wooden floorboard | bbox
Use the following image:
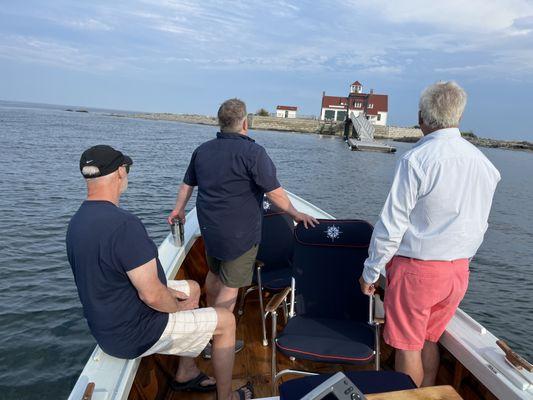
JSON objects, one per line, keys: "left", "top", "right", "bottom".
{"left": 165, "top": 294, "right": 375, "bottom": 400}
{"left": 130, "top": 239, "right": 496, "bottom": 400}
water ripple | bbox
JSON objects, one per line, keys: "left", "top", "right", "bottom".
{"left": 0, "top": 103, "right": 531, "bottom": 399}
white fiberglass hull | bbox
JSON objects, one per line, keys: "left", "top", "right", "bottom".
{"left": 68, "top": 192, "right": 532, "bottom": 400}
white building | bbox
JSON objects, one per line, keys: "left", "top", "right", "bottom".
{"left": 320, "top": 81, "right": 388, "bottom": 126}
{"left": 276, "top": 105, "right": 297, "bottom": 118}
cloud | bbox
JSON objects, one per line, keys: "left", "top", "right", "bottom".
{"left": 60, "top": 18, "right": 113, "bottom": 31}
{"left": 1, "top": 0, "right": 533, "bottom": 80}
{"left": 341, "top": 0, "right": 533, "bottom": 80}
{"left": 0, "top": 35, "right": 128, "bottom": 72}
{"left": 434, "top": 65, "right": 491, "bottom": 74}
{"left": 360, "top": 65, "right": 404, "bottom": 74}
{"left": 433, "top": 47, "right": 533, "bottom": 81}
{"left": 354, "top": 0, "right": 533, "bottom": 33}
{"left": 162, "top": 46, "right": 404, "bottom": 75}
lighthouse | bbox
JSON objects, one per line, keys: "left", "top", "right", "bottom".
{"left": 350, "top": 81, "right": 363, "bottom": 94}
{"left": 320, "top": 80, "right": 388, "bottom": 125}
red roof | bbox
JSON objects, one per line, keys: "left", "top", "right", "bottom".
{"left": 366, "top": 94, "right": 388, "bottom": 114}
{"left": 321, "top": 95, "right": 348, "bottom": 108}
{"left": 322, "top": 93, "right": 387, "bottom": 113}
{"left": 276, "top": 105, "right": 297, "bottom": 111}
{"left": 351, "top": 81, "right": 362, "bottom": 86}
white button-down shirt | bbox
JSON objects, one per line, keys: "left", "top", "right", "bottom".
{"left": 362, "top": 128, "right": 501, "bottom": 283}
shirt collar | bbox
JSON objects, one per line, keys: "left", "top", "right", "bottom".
{"left": 83, "top": 200, "right": 116, "bottom": 207}
{"left": 417, "top": 127, "right": 461, "bottom": 145}
{"left": 216, "top": 131, "right": 255, "bottom": 142}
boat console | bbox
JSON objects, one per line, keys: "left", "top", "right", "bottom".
{"left": 299, "top": 372, "right": 366, "bottom": 400}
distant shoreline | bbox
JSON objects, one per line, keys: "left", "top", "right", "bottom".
{"left": 393, "top": 135, "right": 533, "bottom": 152}
{"left": 107, "top": 111, "right": 533, "bottom": 153}
{"left": 108, "top": 112, "right": 219, "bottom": 127}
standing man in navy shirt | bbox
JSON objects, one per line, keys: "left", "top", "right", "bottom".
{"left": 67, "top": 145, "right": 253, "bottom": 400}
{"left": 168, "top": 99, "right": 318, "bottom": 349}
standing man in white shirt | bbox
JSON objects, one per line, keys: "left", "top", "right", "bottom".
{"left": 359, "top": 81, "right": 501, "bottom": 387}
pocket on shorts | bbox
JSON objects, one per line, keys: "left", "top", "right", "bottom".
{"left": 385, "top": 257, "right": 399, "bottom": 288}
{"left": 454, "top": 267, "right": 470, "bottom": 303}
{"left": 402, "top": 270, "right": 443, "bottom": 309}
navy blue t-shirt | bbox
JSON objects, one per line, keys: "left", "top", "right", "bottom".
{"left": 184, "top": 132, "right": 281, "bottom": 260}
{"left": 66, "top": 200, "right": 168, "bottom": 359}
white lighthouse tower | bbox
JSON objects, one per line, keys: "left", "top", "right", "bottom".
{"left": 350, "top": 80, "right": 363, "bottom": 94}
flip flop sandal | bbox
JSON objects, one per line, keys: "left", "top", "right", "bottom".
{"left": 235, "top": 381, "right": 254, "bottom": 400}
{"left": 215, "top": 381, "right": 254, "bottom": 400}
{"left": 169, "top": 372, "right": 216, "bottom": 392}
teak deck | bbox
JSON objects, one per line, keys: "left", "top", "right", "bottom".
{"left": 128, "top": 238, "right": 499, "bottom": 400}
{"left": 366, "top": 385, "right": 462, "bottom": 400}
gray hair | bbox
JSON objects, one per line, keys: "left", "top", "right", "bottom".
{"left": 419, "top": 81, "right": 467, "bottom": 130}
{"left": 82, "top": 166, "right": 101, "bottom": 178}
{"left": 82, "top": 166, "right": 116, "bottom": 182}
{"left": 218, "top": 98, "right": 247, "bottom": 132}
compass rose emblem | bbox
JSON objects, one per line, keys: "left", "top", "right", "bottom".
{"left": 325, "top": 225, "right": 342, "bottom": 242}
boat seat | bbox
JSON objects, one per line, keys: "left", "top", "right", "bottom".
{"left": 252, "top": 265, "right": 291, "bottom": 291}
{"left": 269, "top": 220, "right": 384, "bottom": 392}
{"left": 276, "top": 316, "right": 375, "bottom": 364}
{"left": 238, "top": 199, "right": 294, "bottom": 345}
{"left": 279, "top": 371, "right": 416, "bottom": 399}
{"left": 254, "top": 199, "right": 294, "bottom": 290}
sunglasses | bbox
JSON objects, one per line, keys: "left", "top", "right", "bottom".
{"left": 122, "top": 164, "right": 130, "bottom": 174}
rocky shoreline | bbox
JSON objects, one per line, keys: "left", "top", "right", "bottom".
{"left": 107, "top": 112, "right": 532, "bottom": 153}
{"left": 108, "top": 112, "right": 218, "bottom": 126}
{"left": 394, "top": 135, "right": 533, "bottom": 152}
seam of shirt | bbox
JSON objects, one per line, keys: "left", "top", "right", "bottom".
{"left": 407, "top": 157, "right": 426, "bottom": 180}
{"left": 217, "top": 132, "right": 255, "bottom": 142}
{"left": 99, "top": 214, "right": 149, "bottom": 267}
{"left": 248, "top": 145, "right": 264, "bottom": 176}
{"left": 107, "top": 215, "right": 139, "bottom": 240}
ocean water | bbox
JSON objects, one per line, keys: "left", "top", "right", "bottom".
{"left": 0, "top": 102, "right": 531, "bottom": 399}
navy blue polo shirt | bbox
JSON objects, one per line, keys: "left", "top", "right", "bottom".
{"left": 184, "top": 132, "right": 281, "bottom": 260}
{"left": 66, "top": 200, "right": 168, "bottom": 359}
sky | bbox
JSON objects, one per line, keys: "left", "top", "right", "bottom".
{"left": 1, "top": 1, "right": 533, "bottom": 140}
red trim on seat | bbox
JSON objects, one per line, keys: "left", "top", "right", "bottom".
{"left": 293, "top": 237, "right": 369, "bottom": 248}
{"left": 276, "top": 341, "right": 374, "bottom": 362}
{"left": 264, "top": 211, "right": 287, "bottom": 217}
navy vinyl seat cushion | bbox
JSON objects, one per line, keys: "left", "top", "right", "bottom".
{"left": 252, "top": 201, "right": 294, "bottom": 291}
{"left": 276, "top": 316, "right": 375, "bottom": 364}
{"left": 252, "top": 266, "right": 291, "bottom": 291}
{"left": 279, "top": 370, "right": 416, "bottom": 399}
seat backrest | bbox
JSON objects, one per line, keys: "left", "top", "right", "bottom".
{"left": 292, "top": 219, "right": 373, "bottom": 322}
{"left": 257, "top": 198, "right": 294, "bottom": 270}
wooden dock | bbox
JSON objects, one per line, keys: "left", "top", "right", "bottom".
{"left": 348, "top": 139, "right": 396, "bottom": 153}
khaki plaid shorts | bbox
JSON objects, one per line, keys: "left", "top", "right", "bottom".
{"left": 141, "top": 280, "right": 218, "bottom": 358}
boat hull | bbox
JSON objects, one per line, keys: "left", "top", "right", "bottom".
{"left": 68, "top": 192, "right": 531, "bottom": 400}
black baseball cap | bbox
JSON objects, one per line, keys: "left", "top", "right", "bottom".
{"left": 79, "top": 145, "right": 133, "bottom": 178}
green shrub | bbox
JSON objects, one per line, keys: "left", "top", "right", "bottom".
{"left": 461, "top": 130, "right": 477, "bottom": 138}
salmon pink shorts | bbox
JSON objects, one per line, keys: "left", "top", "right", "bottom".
{"left": 383, "top": 256, "right": 469, "bottom": 351}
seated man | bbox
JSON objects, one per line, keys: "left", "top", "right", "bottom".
{"left": 66, "top": 145, "right": 252, "bottom": 400}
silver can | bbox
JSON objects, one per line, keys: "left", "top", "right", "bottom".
{"left": 170, "top": 219, "right": 185, "bottom": 247}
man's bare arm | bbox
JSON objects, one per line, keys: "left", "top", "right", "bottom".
{"left": 266, "top": 187, "right": 319, "bottom": 228}
{"left": 167, "top": 183, "right": 194, "bottom": 224}
{"left": 127, "top": 258, "right": 189, "bottom": 313}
